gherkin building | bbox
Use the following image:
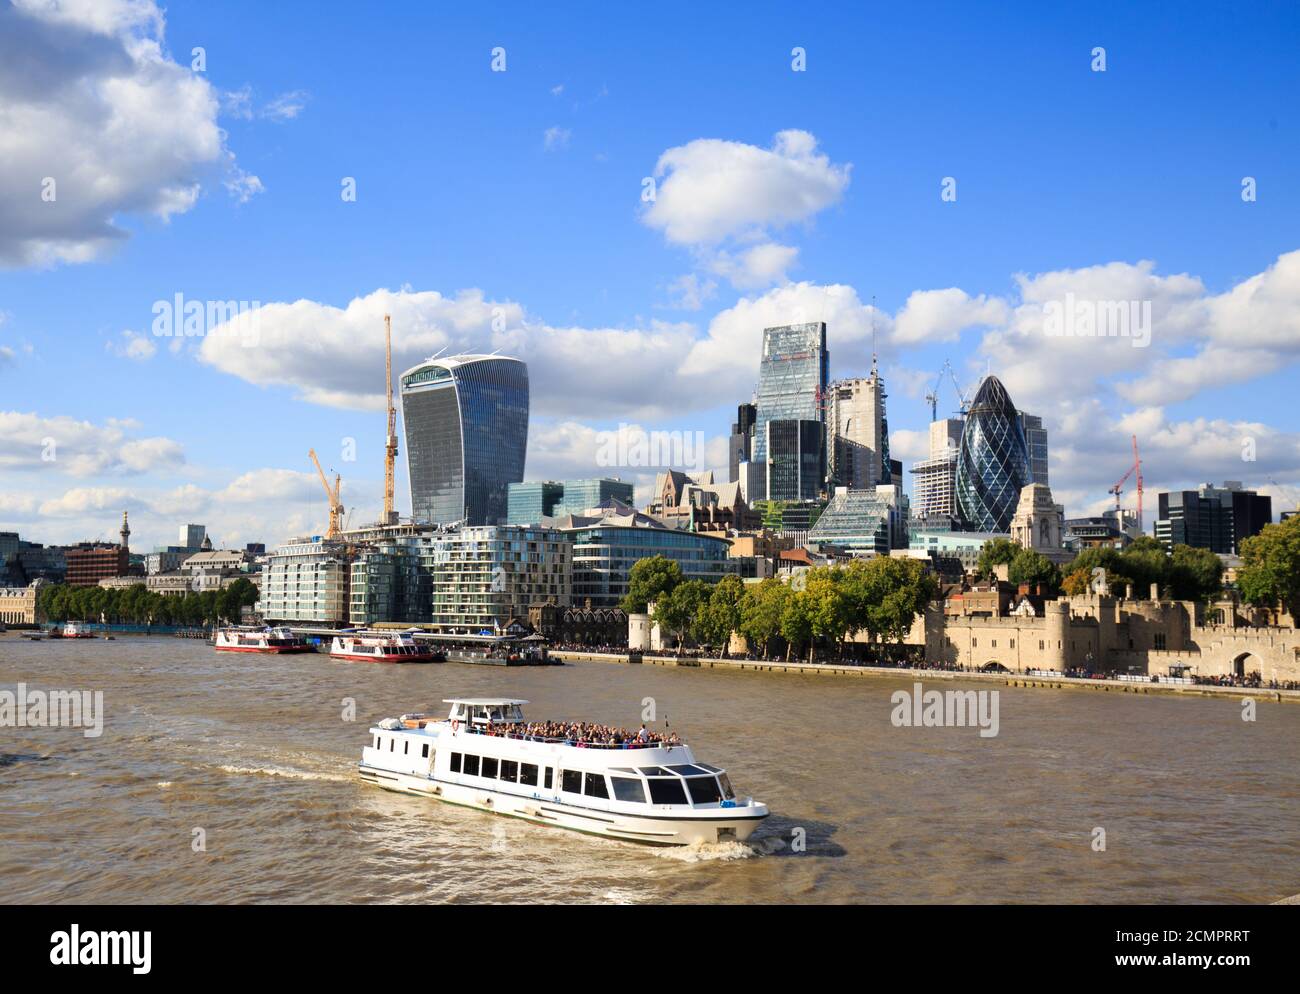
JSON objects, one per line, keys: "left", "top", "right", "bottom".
{"left": 955, "top": 375, "right": 1030, "bottom": 532}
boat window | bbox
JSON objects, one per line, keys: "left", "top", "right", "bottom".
{"left": 500, "top": 760, "right": 518, "bottom": 782}
{"left": 666, "top": 764, "right": 708, "bottom": 776}
{"left": 647, "top": 778, "right": 688, "bottom": 805}
{"left": 718, "top": 773, "right": 735, "bottom": 800}
{"left": 481, "top": 757, "right": 499, "bottom": 779}
{"left": 463, "top": 754, "right": 480, "bottom": 776}
{"left": 610, "top": 767, "right": 638, "bottom": 775}
{"left": 685, "top": 776, "right": 723, "bottom": 806}
{"left": 403, "top": 740, "right": 409, "bottom": 755}
{"left": 637, "top": 767, "right": 670, "bottom": 777}
{"left": 583, "top": 773, "right": 609, "bottom": 799}
{"left": 373, "top": 736, "right": 379, "bottom": 749}
{"left": 561, "top": 769, "right": 583, "bottom": 794}
{"left": 450, "top": 752, "right": 462, "bottom": 773}
{"left": 421, "top": 744, "right": 429, "bottom": 759}
{"left": 610, "top": 776, "right": 647, "bottom": 804}
{"left": 519, "top": 763, "right": 538, "bottom": 786}
{"left": 389, "top": 739, "right": 394, "bottom": 752}
{"left": 697, "top": 763, "right": 721, "bottom": 773}
{"left": 543, "top": 767, "right": 553, "bottom": 790}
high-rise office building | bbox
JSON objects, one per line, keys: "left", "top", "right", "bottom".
{"left": 1018, "top": 412, "right": 1050, "bottom": 487}
{"left": 752, "top": 323, "right": 829, "bottom": 478}
{"left": 827, "top": 367, "right": 886, "bottom": 490}
{"left": 507, "top": 478, "right": 635, "bottom": 525}
{"left": 765, "top": 419, "right": 823, "bottom": 501}
{"left": 729, "top": 402, "right": 757, "bottom": 483}
{"left": 507, "top": 481, "right": 565, "bottom": 525}
{"left": 910, "top": 417, "right": 965, "bottom": 521}
{"left": 400, "top": 354, "right": 529, "bottom": 526}
{"left": 179, "top": 524, "right": 206, "bottom": 550}
{"left": 1154, "top": 482, "right": 1272, "bottom": 554}
{"left": 955, "top": 375, "right": 1031, "bottom": 533}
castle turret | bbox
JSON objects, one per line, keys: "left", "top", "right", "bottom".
{"left": 1044, "top": 600, "right": 1069, "bottom": 670}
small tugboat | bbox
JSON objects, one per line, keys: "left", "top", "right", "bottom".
{"left": 358, "top": 698, "right": 769, "bottom": 846}
{"left": 58, "top": 622, "right": 97, "bottom": 639}
{"left": 330, "top": 630, "right": 443, "bottom": 663}
{"left": 214, "top": 626, "right": 315, "bottom": 654}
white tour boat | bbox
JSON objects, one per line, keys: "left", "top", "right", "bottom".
{"left": 214, "top": 626, "right": 315, "bottom": 654}
{"left": 59, "top": 621, "right": 97, "bottom": 639}
{"left": 358, "top": 698, "right": 769, "bottom": 846}
{"left": 330, "top": 630, "right": 443, "bottom": 663}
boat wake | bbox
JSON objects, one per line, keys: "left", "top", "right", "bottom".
{"left": 214, "top": 763, "right": 353, "bottom": 783}
{"left": 655, "top": 839, "right": 766, "bottom": 863}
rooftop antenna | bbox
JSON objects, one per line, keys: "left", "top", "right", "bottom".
{"left": 870, "top": 294, "right": 878, "bottom": 375}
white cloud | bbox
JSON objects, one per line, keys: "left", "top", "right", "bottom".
{"left": 0, "top": 411, "right": 184, "bottom": 476}
{"left": 0, "top": 0, "right": 255, "bottom": 266}
{"left": 642, "top": 130, "right": 850, "bottom": 245}
{"left": 710, "top": 242, "right": 799, "bottom": 290}
{"left": 106, "top": 330, "right": 157, "bottom": 361}
{"left": 543, "top": 126, "right": 572, "bottom": 151}
{"left": 261, "top": 89, "right": 308, "bottom": 121}
{"left": 892, "top": 288, "right": 1009, "bottom": 345}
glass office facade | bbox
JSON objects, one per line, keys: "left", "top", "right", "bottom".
{"left": 507, "top": 481, "right": 564, "bottom": 525}
{"left": 765, "top": 419, "right": 823, "bottom": 501}
{"left": 401, "top": 356, "right": 529, "bottom": 526}
{"left": 955, "top": 376, "right": 1031, "bottom": 533}
{"left": 1018, "top": 412, "right": 1050, "bottom": 487}
{"left": 563, "top": 523, "right": 733, "bottom": 607}
{"left": 753, "top": 323, "right": 828, "bottom": 471}
{"left": 555, "top": 478, "right": 634, "bottom": 516}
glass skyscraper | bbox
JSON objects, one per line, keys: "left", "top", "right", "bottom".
{"left": 400, "top": 355, "right": 529, "bottom": 526}
{"left": 753, "top": 323, "right": 829, "bottom": 471}
{"left": 955, "top": 375, "right": 1031, "bottom": 533}
{"left": 765, "top": 419, "right": 823, "bottom": 501}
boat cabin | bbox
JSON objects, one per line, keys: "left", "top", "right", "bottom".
{"left": 445, "top": 698, "right": 527, "bottom": 727}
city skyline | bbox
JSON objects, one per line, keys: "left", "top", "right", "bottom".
{"left": 2, "top": 1, "right": 1299, "bottom": 551}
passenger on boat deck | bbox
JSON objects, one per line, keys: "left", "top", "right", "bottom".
{"left": 477, "top": 719, "right": 680, "bottom": 748}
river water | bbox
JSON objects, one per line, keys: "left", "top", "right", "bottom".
{"left": 1, "top": 636, "right": 1296, "bottom": 904}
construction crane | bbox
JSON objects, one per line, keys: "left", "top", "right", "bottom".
{"left": 308, "top": 448, "right": 344, "bottom": 540}
{"left": 924, "top": 359, "right": 972, "bottom": 421}
{"left": 383, "top": 314, "right": 399, "bottom": 525}
{"left": 1108, "top": 435, "right": 1144, "bottom": 531}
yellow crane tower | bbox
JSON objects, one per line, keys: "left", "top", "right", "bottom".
{"left": 308, "top": 448, "right": 344, "bottom": 540}
{"left": 383, "top": 314, "right": 399, "bottom": 525}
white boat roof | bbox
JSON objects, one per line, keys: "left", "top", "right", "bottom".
{"left": 443, "top": 698, "right": 529, "bottom": 706}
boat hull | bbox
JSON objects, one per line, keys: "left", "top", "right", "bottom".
{"left": 331, "top": 651, "right": 438, "bottom": 663}
{"left": 215, "top": 644, "right": 315, "bottom": 654}
{"left": 357, "top": 764, "right": 767, "bottom": 846}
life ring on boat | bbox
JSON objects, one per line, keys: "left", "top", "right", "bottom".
{"left": 451, "top": 719, "right": 459, "bottom": 732}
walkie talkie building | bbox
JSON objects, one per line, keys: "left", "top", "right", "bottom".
{"left": 399, "top": 354, "right": 529, "bottom": 526}
{"left": 955, "top": 375, "right": 1031, "bottom": 533}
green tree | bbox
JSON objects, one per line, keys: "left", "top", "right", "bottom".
{"left": 652, "top": 578, "right": 711, "bottom": 648}
{"left": 803, "top": 566, "right": 851, "bottom": 662}
{"left": 738, "top": 577, "right": 789, "bottom": 658}
{"left": 976, "top": 537, "right": 1020, "bottom": 578}
{"left": 621, "top": 556, "right": 684, "bottom": 614}
{"left": 1237, "top": 516, "right": 1300, "bottom": 617}
{"left": 1008, "top": 548, "right": 1061, "bottom": 592}
{"left": 698, "top": 574, "right": 745, "bottom": 658}
{"left": 779, "top": 588, "right": 815, "bottom": 662}
{"left": 1166, "top": 544, "right": 1224, "bottom": 602}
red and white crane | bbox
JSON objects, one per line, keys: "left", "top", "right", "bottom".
{"left": 1109, "top": 435, "right": 1144, "bottom": 532}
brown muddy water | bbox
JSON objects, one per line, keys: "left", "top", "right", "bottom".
{"left": 0, "top": 636, "right": 1296, "bottom": 904}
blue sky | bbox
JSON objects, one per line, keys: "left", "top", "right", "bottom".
{"left": 1, "top": 0, "right": 1298, "bottom": 550}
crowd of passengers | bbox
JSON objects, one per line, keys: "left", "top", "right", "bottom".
{"left": 477, "top": 720, "right": 682, "bottom": 748}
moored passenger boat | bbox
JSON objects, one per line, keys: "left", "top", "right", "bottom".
{"left": 214, "top": 626, "right": 314, "bottom": 654}
{"left": 358, "top": 698, "right": 769, "bottom": 846}
{"left": 330, "top": 631, "right": 442, "bottom": 663}
{"left": 58, "top": 622, "right": 97, "bottom": 639}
